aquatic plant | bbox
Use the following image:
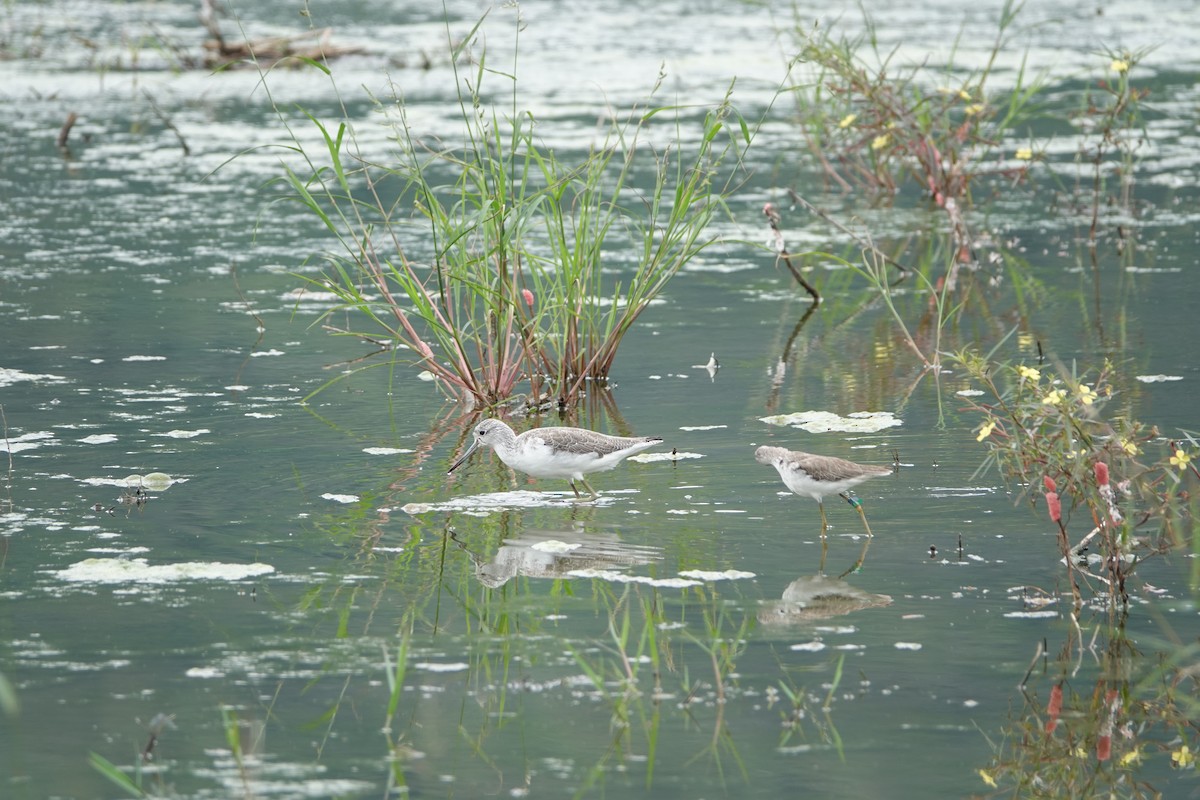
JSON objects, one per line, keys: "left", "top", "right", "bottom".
{"left": 281, "top": 12, "right": 751, "bottom": 411}
{"left": 954, "top": 352, "right": 1198, "bottom": 606}
{"left": 784, "top": 0, "right": 1046, "bottom": 272}
{"left": 1070, "top": 48, "right": 1152, "bottom": 248}
{"left": 88, "top": 751, "right": 147, "bottom": 797}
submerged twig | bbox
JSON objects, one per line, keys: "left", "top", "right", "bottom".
{"left": 763, "top": 202, "right": 820, "bottom": 303}
{"left": 56, "top": 112, "right": 78, "bottom": 152}
{"left": 789, "top": 190, "right": 908, "bottom": 274}
{"left": 143, "top": 91, "right": 191, "bottom": 156}
{"left": 199, "top": 0, "right": 225, "bottom": 52}
{"left": 0, "top": 404, "right": 12, "bottom": 516}
{"left": 1019, "top": 638, "right": 1047, "bottom": 688}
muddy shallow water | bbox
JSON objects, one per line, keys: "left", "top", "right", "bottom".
{"left": 2, "top": 1, "right": 1198, "bottom": 798}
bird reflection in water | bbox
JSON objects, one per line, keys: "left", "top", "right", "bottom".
{"left": 758, "top": 573, "right": 892, "bottom": 626}
{"left": 449, "top": 526, "right": 662, "bottom": 588}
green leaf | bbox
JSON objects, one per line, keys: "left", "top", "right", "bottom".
{"left": 291, "top": 55, "right": 332, "bottom": 75}
{"left": 88, "top": 752, "right": 145, "bottom": 796}
{"left": 0, "top": 671, "right": 17, "bottom": 717}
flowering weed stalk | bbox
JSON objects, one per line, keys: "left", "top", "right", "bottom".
{"left": 785, "top": 1, "right": 1046, "bottom": 272}
{"left": 1072, "top": 47, "right": 1152, "bottom": 247}
{"left": 954, "top": 352, "right": 1195, "bottom": 607}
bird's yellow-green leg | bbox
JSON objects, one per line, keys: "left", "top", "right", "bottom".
{"left": 569, "top": 477, "right": 599, "bottom": 500}
{"left": 841, "top": 492, "right": 876, "bottom": 538}
{"left": 817, "top": 500, "right": 830, "bottom": 573}
{"left": 836, "top": 492, "right": 875, "bottom": 576}
{"left": 838, "top": 526, "right": 874, "bottom": 578}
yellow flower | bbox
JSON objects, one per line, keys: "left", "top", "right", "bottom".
{"left": 1042, "top": 389, "right": 1067, "bottom": 406}
{"left": 1111, "top": 59, "right": 1130, "bottom": 74}
{"left": 872, "top": 134, "right": 891, "bottom": 151}
{"left": 1073, "top": 745, "right": 1089, "bottom": 759}
{"left": 838, "top": 113, "right": 857, "bottom": 129}
{"left": 976, "top": 420, "right": 996, "bottom": 442}
{"left": 1119, "top": 747, "right": 1142, "bottom": 767}
{"left": 1169, "top": 449, "right": 1192, "bottom": 470}
{"left": 1120, "top": 438, "right": 1140, "bottom": 456}
{"left": 977, "top": 769, "right": 998, "bottom": 788}
{"left": 1171, "top": 744, "right": 1194, "bottom": 768}
{"left": 964, "top": 103, "right": 985, "bottom": 116}
{"left": 1015, "top": 147, "right": 1033, "bottom": 160}
{"left": 1079, "top": 385, "right": 1097, "bottom": 405}
{"left": 959, "top": 89, "right": 971, "bottom": 101}
{"left": 1017, "top": 365, "right": 1040, "bottom": 381}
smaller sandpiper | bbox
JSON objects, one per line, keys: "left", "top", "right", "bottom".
{"left": 756, "top": 445, "right": 892, "bottom": 571}
{"left": 448, "top": 419, "right": 663, "bottom": 499}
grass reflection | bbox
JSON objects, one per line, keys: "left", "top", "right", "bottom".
{"left": 276, "top": 518, "right": 865, "bottom": 797}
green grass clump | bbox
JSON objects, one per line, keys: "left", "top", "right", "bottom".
{"left": 280, "top": 13, "right": 751, "bottom": 411}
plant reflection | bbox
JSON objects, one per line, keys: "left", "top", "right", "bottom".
{"left": 978, "top": 615, "right": 1200, "bottom": 796}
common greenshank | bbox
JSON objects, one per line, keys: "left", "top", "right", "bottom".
{"left": 448, "top": 419, "right": 663, "bottom": 499}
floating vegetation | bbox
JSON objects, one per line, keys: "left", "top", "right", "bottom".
{"left": 760, "top": 410, "right": 903, "bottom": 433}
{"left": 155, "top": 429, "right": 209, "bottom": 439}
{"left": 77, "top": 434, "right": 117, "bottom": 444}
{"left": 0, "top": 368, "right": 67, "bottom": 386}
{"left": 55, "top": 558, "right": 275, "bottom": 584}
{"left": 125, "top": 473, "right": 174, "bottom": 492}
{"left": 627, "top": 450, "right": 705, "bottom": 462}
{"left": 564, "top": 568, "right": 702, "bottom": 588}
{"left": 79, "top": 474, "right": 179, "bottom": 490}
{"left": 678, "top": 569, "right": 757, "bottom": 582}
{"left": 0, "top": 431, "right": 56, "bottom": 453}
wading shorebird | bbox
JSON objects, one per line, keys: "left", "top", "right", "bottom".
{"left": 448, "top": 419, "right": 663, "bottom": 499}
{"left": 756, "top": 445, "right": 892, "bottom": 572}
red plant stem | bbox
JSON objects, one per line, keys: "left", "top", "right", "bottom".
{"left": 1055, "top": 516, "right": 1083, "bottom": 613}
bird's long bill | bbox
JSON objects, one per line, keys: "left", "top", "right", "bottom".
{"left": 447, "top": 437, "right": 481, "bottom": 475}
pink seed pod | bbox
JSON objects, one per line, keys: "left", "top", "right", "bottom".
{"left": 521, "top": 289, "right": 535, "bottom": 307}
{"left": 1045, "top": 683, "right": 1063, "bottom": 734}
{"left": 1043, "top": 475, "right": 1057, "bottom": 493}
{"left": 1046, "top": 491, "right": 1062, "bottom": 522}
{"left": 1094, "top": 461, "right": 1109, "bottom": 486}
